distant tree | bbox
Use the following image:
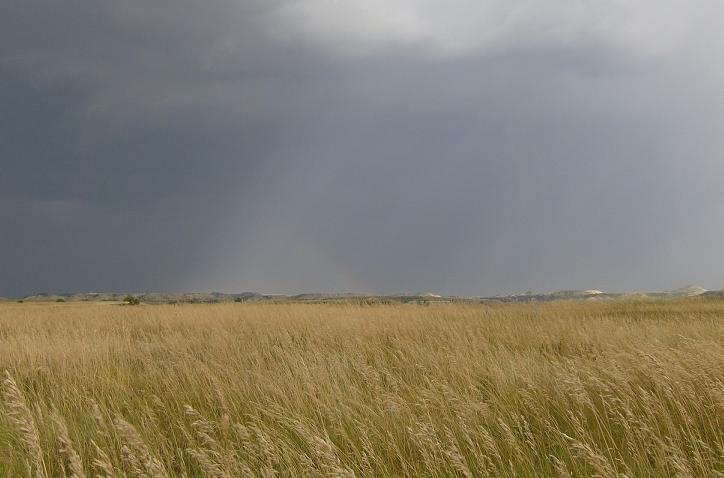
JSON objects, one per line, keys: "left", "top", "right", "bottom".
{"left": 17, "top": 300, "right": 24, "bottom": 303}
{"left": 234, "top": 297, "right": 243, "bottom": 303}
{"left": 124, "top": 295, "right": 141, "bottom": 305}
{"left": 56, "top": 298, "right": 65, "bottom": 303}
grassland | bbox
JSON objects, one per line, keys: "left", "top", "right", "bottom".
{"left": 0, "top": 300, "right": 722, "bottom": 477}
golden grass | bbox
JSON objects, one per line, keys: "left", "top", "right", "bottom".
{"left": 0, "top": 300, "right": 722, "bottom": 477}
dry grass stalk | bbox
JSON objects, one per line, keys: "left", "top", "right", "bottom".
{"left": 51, "top": 410, "right": 86, "bottom": 478}
{"left": 2, "top": 371, "right": 47, "bottom": 478}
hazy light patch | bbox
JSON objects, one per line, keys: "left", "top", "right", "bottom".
{"left": 184, "top": 217, "right": 372, "bottom": 294}
{"left": 268, "top": 0, "right": 694, "bottom": 59}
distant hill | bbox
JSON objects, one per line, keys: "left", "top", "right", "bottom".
{"left": 667, "top": 285, "right": 708, "bottom": 297}
{"left": 492, "top": 289, "right": 618, "bottom": 302}
{"left": 701, "top": 290, "right": 724, "bottom": 299}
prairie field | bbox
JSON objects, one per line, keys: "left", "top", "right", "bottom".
{"left": 0, "top": 300, "right": 722, "bottom": 477}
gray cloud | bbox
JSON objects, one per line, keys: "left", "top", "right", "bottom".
{"left": 2, "top": 1, "right": 724, "bottom": 296}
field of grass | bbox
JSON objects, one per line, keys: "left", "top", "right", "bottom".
{"left": 0, "top": 300, "right": 722, "bottom": 477}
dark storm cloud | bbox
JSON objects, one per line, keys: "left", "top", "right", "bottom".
{"left": 1, "top": 0, "right": 288, "bottom": 294}
{"left": 2, "top": 1, "right": 724, "bottom": 296}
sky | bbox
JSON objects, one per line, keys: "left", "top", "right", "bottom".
{"left": 1, "top": 0, "right": 724, "bottom": 297}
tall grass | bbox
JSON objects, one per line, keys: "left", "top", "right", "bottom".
{"left": 0, "top": 300, "right": 722, "bottom": 476}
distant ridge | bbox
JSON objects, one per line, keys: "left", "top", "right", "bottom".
{"left": 4, "top": 285, "right": 723, "bottom": 304}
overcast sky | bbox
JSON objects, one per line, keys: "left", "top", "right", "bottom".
{"left": 2, "top": 1, "right": 724, "bottom": 297}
